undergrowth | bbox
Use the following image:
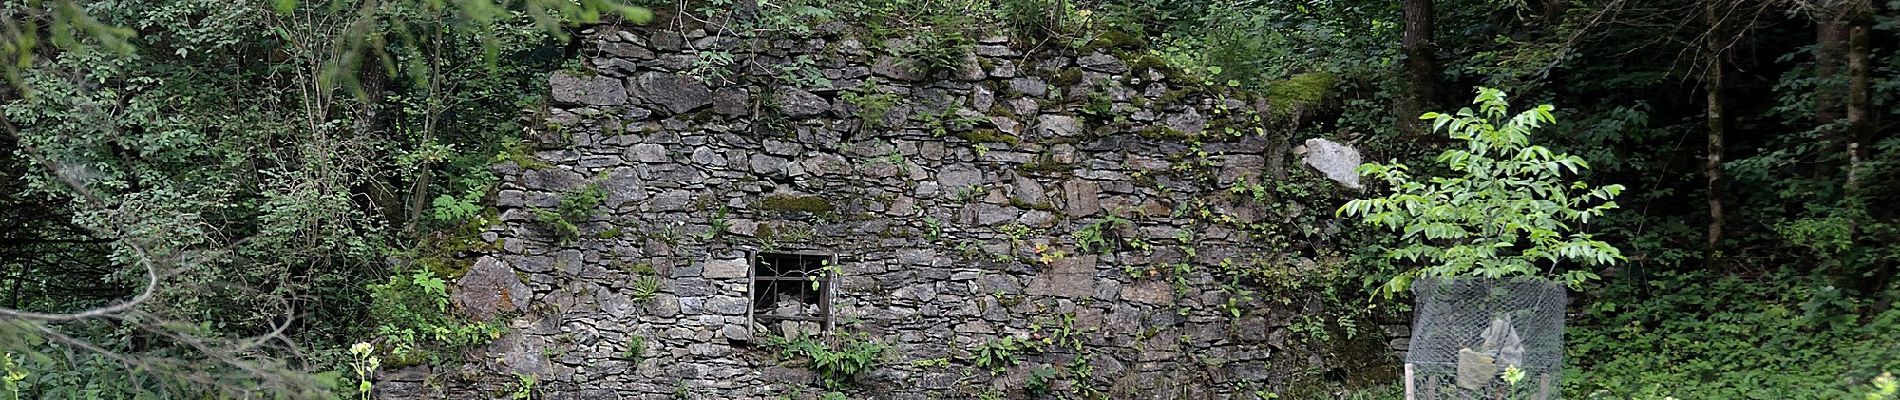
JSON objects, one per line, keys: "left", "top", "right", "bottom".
{"left": 1565, "top": 268, "right": 1900, "bottom": 398}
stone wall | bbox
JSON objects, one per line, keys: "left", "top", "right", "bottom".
{"left": 382, "top": 17, "right": 1399, "bottom": 400}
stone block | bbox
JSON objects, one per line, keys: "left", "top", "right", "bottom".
{"left": 550, "top": 72, "right": 627, "bottom": 106}
{"left": 451, "top": 257, "right": 530, "bottom": 321}
{"left": 1026, "top": 255, "right": 1098, "bottom": 298}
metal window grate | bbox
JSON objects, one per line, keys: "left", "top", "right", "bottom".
{"left": 749, "top": 252, "right": 833, "bottom": 337}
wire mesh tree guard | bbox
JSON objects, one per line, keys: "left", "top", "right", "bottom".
{"left": 1404, "top": 277, "right": 1567, "bottom": 399}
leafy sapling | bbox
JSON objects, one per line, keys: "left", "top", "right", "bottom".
{"left": 1339, "top": 88, "right": 1627, "bottom": 296}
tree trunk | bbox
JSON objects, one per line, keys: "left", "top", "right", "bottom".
{"left": 1703, "top": 0, "right": 1728, "bottom": 270}
{"left": 1814, "top": 9, "right": 1847, "bottom": 127}
{"left": 1844, "top": 0, "right": 1886, "bottom": 301}
{"left": 1810, "top": 1, "right": 1850, "bottom": 182}
{"left": 1398, "top": 0, "right": 1439, "bottom": 139}
{"left": 1844, "top": 0, "right": 1871, "bottom": 200}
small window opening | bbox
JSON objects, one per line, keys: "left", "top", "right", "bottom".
{"left": 750, "top": 252, "right": 832, "bottom": 337}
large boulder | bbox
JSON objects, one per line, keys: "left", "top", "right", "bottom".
{"left": 1300, "top": 138, "right": 1364, "bottom": 189}
{"left": 630, "top": 71, "right": 713, "bottom": 114}
{"left": 452, "top": 257, "right": 531, "bottom": 321}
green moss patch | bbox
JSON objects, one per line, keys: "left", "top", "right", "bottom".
{"left": 1264, "top": 72, "right": 1337, "bottom": 117}
{"left": 1051, "top": 67, "right": 1085, "bottom": 87}
{"left": 1138, "top": 126, "right": 1193, "bottom": 140}
{"left": 1085, "top": 30, "right": 1147, "bottom": 51}
{"left": 1017, "top": 156, "right": 1079, "bottom": 175}
{"left": 954, "top": 129, "right": 1021, "bottom": 144}
{"left": 758, "top": 194, "right": 837, "bottom": 214}
{"left": 1129, "top": 54, "right": 1169, "bottom": 71}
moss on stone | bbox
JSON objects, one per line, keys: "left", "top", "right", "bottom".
{"left": 418, "top": 257, "right": 475, "bottom": 282}
{"left": 1155, "top": 88, "right": 1197, "bottom": 106}
{"left": 1080, "top": 92, "right": 1115, "bottom": 123}
{"left": 755, "top": 223, "right": 777, "bottom": 240}
{"left": 1051, "top": 67, "right": 1085, "bottom": 87}
{"left": 1129, "top": 54, "right": 1169, "bottom": 71}
{"left": 618, "top": 261, "right": 658, "bottom": 276}
{"left": 997, "top": 293, "right": 1025, "bottom": 307}
{"left": 758, "top": 194, "right": 836, "bottom": 214}
{"left": 1086, "top": 30, "right": 1146, "bottom": 51}
{"left": 954, "top": 129, "right": 1021, "bottom": 145}
{"left": 1138, "top": 126, "right": 1192, "bottom": 140}
{"left": 987, "top": 99, "right": 1017, "bottom": 118}
{"left": 1265, "top": 72, "right": 1337, "bottom": 116}
{"left": 1017, "top": 156, "right": 1079, "bottom": 175}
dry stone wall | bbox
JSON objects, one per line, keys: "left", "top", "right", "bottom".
{"left": 382, "top": 18, "right": 1400, "bottom": 400}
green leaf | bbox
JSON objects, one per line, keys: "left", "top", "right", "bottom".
{"left": 1340, "top": 88, "right": 1625, "bottom": 284}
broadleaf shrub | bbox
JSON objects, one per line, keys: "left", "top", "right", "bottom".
{"left": 1340, "top": 87, "right": 1626, "bottom": 295}
{"left": 366, "top": 268, "right": 505, "bottom": 366}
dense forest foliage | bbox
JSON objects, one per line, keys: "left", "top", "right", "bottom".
{"left": 0, "top": 0, "right": 1896, "bottom": 398}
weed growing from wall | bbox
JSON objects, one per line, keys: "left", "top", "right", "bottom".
{"left": 765, "top": 331, "right": 888, "bottom": 390}
{"left": 532, "top": 181, "right": 608, "bottom": 244}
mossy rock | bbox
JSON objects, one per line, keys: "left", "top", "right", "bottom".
{"left": 755, "top": 223, "right": 777, "bottom": 240}
{"left": 1051, "top": 67, "right": 1085, "bottom": 87}
{"left": 1017, "top": 156, "right": 1079, "bottom": 176}
{"left": 1128, "top": 54, "right": 1169, "bottom": 71}
{"left": 1155, "top": 88, "right": 1199, "bottom": 107}
{"left": 1130, "top": 95, "right": 1152, "bottom": 108}
{"left": 954, "top": 129, "right": 1021, "bottom": 145}
{"left": 617, "top": 261, "right": 658, "bottom": 276}
{"left": 1137, "top": 126, "right": 1193, "bottom": 141}
{"left": 757, "top": 194, "right": 837, "bottom": 214}
{"left": 419, "top": 256, "right": 476, "bottom": 281}
{"left": 1085, "top": 30, "right": 1147, "bottom": 51}
{"left": 1265, "top": 72, "right": 1337, "bottom": 116}
{"left": 987, "top": 102, "right": 1017, "bottom": 118}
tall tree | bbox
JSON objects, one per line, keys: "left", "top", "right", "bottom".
{"left": 1398, "top": 0, "right": 1439, "bottom": 137}
{"left": 1843, "top": 0, "right": 1872, "bottom": 198}
{"left": 1814, "top": 1, "right": 1849, "bottom": 129}
{"left": 1704, "top": 0, "right": 1730, "bottom": 269}
{"left": 1840, "top": 0, "right": 1888, "bottom": 300}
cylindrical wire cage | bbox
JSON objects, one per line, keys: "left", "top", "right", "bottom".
{"left": 1404, "top": 277, "right": 1567, "bottom": 399}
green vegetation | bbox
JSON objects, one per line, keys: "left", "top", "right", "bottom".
{"left": 2, "top": 0, "right": 1896, "bottom": 398}
{"left": 533, "top": 182, "right": 609, "bottom": 244}
{"left": 764, "top": 331, "right": 887, "bottom": 390}
{"left": 620, "top": 335, "right": 649, "bottom": 365}
{"left": 624, "top": 259, "right": 662, "bottom": 301}
{"left": 952, "top": 129, "right": 1020, "bottom": 145}
{"left": 366, "top": 269, "right": 506, "bottom": 366}
{"left": 969, "top": 336, "right": 1026, "bottom": 374}
{"left": 1566, "top": 269, "right": 1900, "bottom": 398}
{"left": 1340, "top": 88, "right": 1626, "bottom": 294}
{"left": 1263, "top": 72, "right": 1336, "bottom": 119}
{"left": 839, "top": 79, "right": 901, "bottom": 129}
{"left": 903, "top": 16, "right": 976, "bottom": 77}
